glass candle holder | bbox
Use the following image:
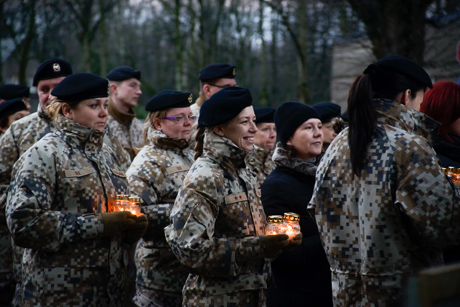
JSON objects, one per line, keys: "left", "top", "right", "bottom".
{"left": 127, "top": 196, "right": 142, "bottom": 216}
{"left": 283, "top": 212, "right": 300, "bottom": 240}
{"left": 265, "top": 215, "right": 285, "bottom": 235}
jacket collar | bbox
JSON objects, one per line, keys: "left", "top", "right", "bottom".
{"left": 203, "top": 131, "right": 247, "bottom": 168}
{"left": 55, "top": 115, "right": 105, "bottom": 152}
{"left": 107, "top": 97, "right": 135, "bottom": 127}
{"left": 272, "top": 142, "right": 317, "bottom": 176}
{"left": 374, "top": 99, "right": 439, "bottom": 141}
{"left": 148, "top": 127, "right": 190, "bottom": 151}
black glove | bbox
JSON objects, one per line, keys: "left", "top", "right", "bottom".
{"left": 261, "top": 234, "right": 290, "bottom": 258}
{"left": 283, "top": 232, "right": 303, "bottom": 251}
{"left": 101, "top": 211, "right": 136, "bottom": 236}
{"left": 126, "top": 214, "right": 148, "bottom": 238}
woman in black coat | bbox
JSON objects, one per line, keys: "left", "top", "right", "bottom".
{"left": 261, "top": 101, "right": 332, "bottom": 307}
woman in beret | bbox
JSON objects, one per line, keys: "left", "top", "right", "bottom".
{"left": 261, "top": 101, "right": 332, "bottom": 307}
{"left": 247, "top": 107, "right": 276, "bottom": 186}
{"left": 309, "top": 55, "right": 460, "bottom": 305}
{"left": 0, "top": 98, "right": 29, "bottom": 137}
{"left": 165, "top": 87, "right": 301, "bottom": 306}
{"left": 126, "top": 90, "right": 195, "bottom": 306}
{"left": 6, "top": 73, "right": 148, "bottom": 306}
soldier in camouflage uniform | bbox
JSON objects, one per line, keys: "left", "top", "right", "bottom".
{"left": 0, "top": 59, "right": 130, "bottom": 307}
{"left": 190, "top": 63, "right": 237, "bottom": 117}
{"left": 309, "top": 55, "right": 460, "bottom": 306}
{"left": 106, "top": 66, "right": 145, "bottom": 160}
{"left": 165, "top": 87, "right": 301, "bottom": 306}
{"left": 0, "top": 58, "right": 73, "bottom": 306}
{"left": 247, "top": 107, "right": 276, "bottom": 187}
{"left": 6, "top": 73, "right": 148, "bottom": 306}
{"left": 127, "top": 90, "right": 195, "bottom": 306}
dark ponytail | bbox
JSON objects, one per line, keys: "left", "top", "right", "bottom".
{"left": 348, "top": 74, "right": 376, "bottom": 176}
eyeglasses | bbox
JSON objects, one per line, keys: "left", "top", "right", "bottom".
{"left": 163, "top": 115, "right": 197, "bottom": 123}
{"left": 207, "top": 83, "right": 238, "bottom": 89}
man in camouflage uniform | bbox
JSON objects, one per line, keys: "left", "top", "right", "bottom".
{"left": 165, "top": 87, "right": 298, "bottom": 306}
{"left": 190, "top": 63, "right": 237, "bottom": 117}
{"left": 6, "top": 73, "right": 147, "bottom": 306}
{"left": 247, "top": 107, "right": 276, "bottom": 187}
{"left": 106, "top": 66, "right": 144, "bottom": 160}
{"left": 127, "top": 90, "right": 195, "bottom": 306}
{"left": 309, "top": 56, "right": 460, "bottom": 305}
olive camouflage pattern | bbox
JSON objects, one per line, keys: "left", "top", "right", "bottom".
{"left": 126, "top": 128, "right": 193, "bottom": 305}
{"left": 107, "top": 114, "right": 144, "bottom": 160}
{"left": 309, "top": 100, "right": 460, "bottom": 306}
{"left": 165, "top": 132, "right": 270, "bottom": 306}
{"left": 6, "top": 115, "right": 131, "bottom": 306}
{"left": 246, "top": 145, "right": 275, "bottom": 187}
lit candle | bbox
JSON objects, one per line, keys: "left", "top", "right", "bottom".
{"left": 265, "top": 215, "right": 284, "bottom": 235}
{"left": 283, "top": 212, "right": 300, "bottom": 240}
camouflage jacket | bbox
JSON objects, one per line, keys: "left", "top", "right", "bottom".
{"left": 246, "top": 145, "right": 275, "bottom": 187}
{"left": 6, "top": 115, "right": 131, "bottom": 306}
{"left": 165, "top": 132, "right": 270, "bottom": 299}
{"left": 107, "top": 100, "right": 144, "bottom": 161}
{"left": 126, "top": 128, "right": 193, "bottom": 293}
{"left": 309, "top": 100, "right": 460, "bottom": 306}
{"left": 0, "top": 110, "right": 130, "bottom": 302}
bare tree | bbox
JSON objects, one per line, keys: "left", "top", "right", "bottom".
{"left": 1, "top": 0, "right": 37, "bottom": 84}
{"left": 347, "top": 0, "right": 434, "bottom": 64}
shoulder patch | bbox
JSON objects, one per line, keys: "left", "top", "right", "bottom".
{"left": 225, "top": 192, "right": 248, "bottom": 204}
{"left": 166, "top": 164, "right": 190, "bottom": 175}
{"left": 64, "top": 167, "right": 95, "bottom": 177}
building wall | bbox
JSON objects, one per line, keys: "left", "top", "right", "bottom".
{"left": 330, "top": 19, "right": 460, "bottom": 111}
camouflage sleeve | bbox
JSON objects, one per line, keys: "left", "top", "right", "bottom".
{"left": 0, "top": 127, "right": 20, "bottom": 210}
{"left": 6, "top": 146, "right": 103, "bottom": 252}
{"left": 395, "top": 135, "right": 460, "bottom": 249}
{"left": 165, "top": 171, "right": 265, "bottom": 278}
{"left": 127, "top": 158, "right": 171, "bottom": 239}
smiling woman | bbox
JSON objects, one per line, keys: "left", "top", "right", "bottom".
{"left": 165, "top": 87, "right": 301, "bottom": 306}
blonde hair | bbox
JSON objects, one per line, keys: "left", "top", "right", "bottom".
{"left": 47, "top": 97, "right": 79, "bottom": 120}
{"left": 143, "top": 110, "right": 167, "bottom": 144}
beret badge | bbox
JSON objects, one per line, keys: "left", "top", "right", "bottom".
{"left": 188, "top": 94, "right": 193, "bottom": 103}
{"left": 53, "top": 63, "right": 61, "bottom": 72}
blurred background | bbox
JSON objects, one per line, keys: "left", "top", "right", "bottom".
{"left": 1, "top": 0, "right": 459, "bottom": 117}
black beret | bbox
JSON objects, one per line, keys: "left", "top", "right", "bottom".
{"left": 0, "top": 98, "right": 28, "bottom": 120}
{"left": 51, "top": 73, "right": 109, "bottom": 102}
{"left": 106, "top": 66, "right": 141, "bottom": 81}
{"left": 275, "top": 101, "right": 320, "bottom": 145}
{"left": 198, "top": 86, "right": 252, "bottom": 127}
{"left": 254, "top": 107, "right": 275, "bottom": 123}
{"left": 312, "top": 101, "right": 341, "bottom": 123}
{"left": 0, "top": 84, "right": 30, "bottom": 100}
{"left": 33, "top": 58, "right": 73, "bottom": 86}
{"left": 198, "top": 63, "right": 236, "bottom": 81}
{"left": 145, "top": 90, "right": 193, "bottom": 112}
{"left": 364, "top": 55, "right": 433, "bottom": 89}
{"left": 341, "top": 110, "right": 348, "bottom": 122}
